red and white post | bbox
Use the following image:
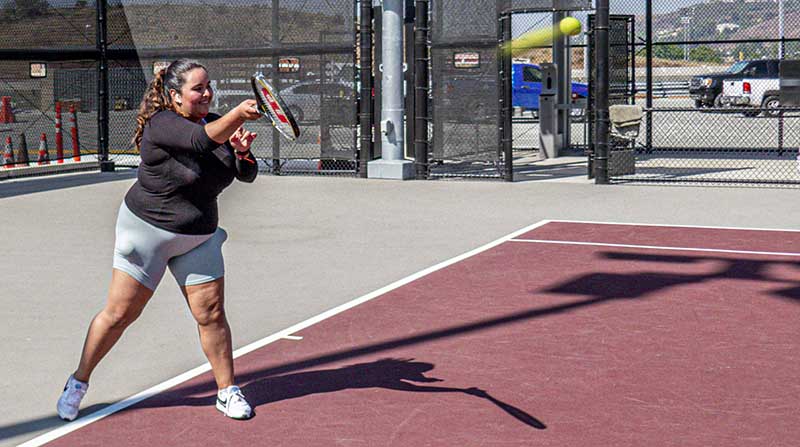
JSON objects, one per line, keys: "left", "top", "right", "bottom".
{"left": 55, "top": 101, "right": 64, "bottom": 163}
{"left": 69, "top": 104, "right": 80, "bottom": 162}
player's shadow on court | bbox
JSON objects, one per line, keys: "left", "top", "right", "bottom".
{"left": 138, "top": 358, "right": 545, "bottom": 430}
{"left": 0, "top": 404, "right": 113, "bottom": 441}
{"left": 241, "top": 358, "right": 545, "bottom": 429}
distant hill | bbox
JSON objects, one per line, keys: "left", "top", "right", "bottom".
{"left": 650, "top": 0, "right": 800, "bottom": 42}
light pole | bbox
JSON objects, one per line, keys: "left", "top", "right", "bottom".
{"left": 681, "top": 16, "right": 691, "bottom": 61}
{"left": 779, "top": 0, "right": 785, "bottom": 59}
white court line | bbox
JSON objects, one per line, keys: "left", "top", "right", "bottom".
{"left": 509, "top": 239, "right": 800, "bottom": 258}
{"left": 18, "top": 219, "right": 554, "bottom": 447}
{"left": 546, "top": 219, "right": 800, "bottom": 233}
{"left": 282, "top": 335, "right": 304, "bottom": 341}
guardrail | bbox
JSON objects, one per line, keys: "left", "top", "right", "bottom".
{"left": 634, "top": 81, "right": 689, "bottom": 98}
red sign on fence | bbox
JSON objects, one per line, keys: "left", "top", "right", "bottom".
{"left": 453, "top": 52, "right": 480, "bottom": 69}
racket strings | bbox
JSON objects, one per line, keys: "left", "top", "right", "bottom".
{"left": 251, "top": 75, "right": 300, "bottom": 141}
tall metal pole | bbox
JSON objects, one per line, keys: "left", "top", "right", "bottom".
{"left": 779, "top": 0, "right": 785, "bottom": 59}
{"left": 359, "top": 0, "right": 374, "bottom": 178}
{"left": 554, "top": 11, "right": 570, "bottom": 155}
{"left": 97, "top": 0, "right": 113, "bottom": 171}
{"left": 381, "top": 0, "right": 404, "bottom": 161}
{"left": 594, "top": 0, "right": 610, "bottom": 184}
{"left": 413, "top": 0, "right": 429, "bottom": 179}
{"left": 368, "top": 0, "right": 414, "bottom": 179}
{"left": 680, "top": 16, "right": 691, "bottom": 61}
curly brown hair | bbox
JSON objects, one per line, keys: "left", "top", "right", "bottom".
{"left": 132, "top": 59, "right": 207, "bottom": 150}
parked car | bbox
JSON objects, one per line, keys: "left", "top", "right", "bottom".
{"left": 721, "top": 78, "right": 781, "bottom": 117}
{"left": 279, "top": 81, "right": 355, "bottom": 123}
{"left": 440, "top": 63, "right": 588, "bottom": 120}
{"left": 689, "top": 59, "right": 780, "bottom": 108}
{"left": 512, "top": 63, "right": 588, "bottom": 119}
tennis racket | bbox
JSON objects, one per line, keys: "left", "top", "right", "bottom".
{"left": 250, "top": 73, "right": 300, "bottom": 141}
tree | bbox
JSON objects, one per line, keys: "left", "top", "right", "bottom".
{"left": 653, "top": 44, "right": 683, "bottom": 61}
{"left": 689, "top": 46, "right": 722, "bottom": 63}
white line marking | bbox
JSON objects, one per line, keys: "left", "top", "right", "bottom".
{"left": 282, "top": 335, "right": 303, "bottom": 341}
{"left": 509, "top": 239, "right": 800, "bottom": 257}
{"left": 18, "top": 219, "right": 554, "bottom": 447}
{"left": 546, "top": 219, "right": 800, "bottom": 233}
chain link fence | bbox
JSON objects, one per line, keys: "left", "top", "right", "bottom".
{"left": 0, "top": 59, "right": 100, "bottom": 173}
{"left": 428, "top": 0, "right": 505, "bottom": 179}
{"left": 4, "top": 0, "right": 799, "bottom": 186}
{"left": 608, "top": 0, "right": 800, "bottom": 186}
{"left": 0, "top": 0, "right": 101, "bottom": 176}
{"left": 0, "top": 0, "right": 360, "bottom": 179}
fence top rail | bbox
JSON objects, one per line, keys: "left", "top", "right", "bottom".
{"left": 643, "top": 106, "right": 800, "bottom": 113}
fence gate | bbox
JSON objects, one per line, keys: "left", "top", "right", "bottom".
{"left": 427, "top": 0, "right": 595, "bottom": 180}
{"left": 427, "top": 0, "right": 506, "bottom": 179}
{"left": 502, "top": 5, "right": 595, "bottom": 183}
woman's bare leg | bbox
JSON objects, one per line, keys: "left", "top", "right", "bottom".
{"left": 73, "top": 269, "right": 154, "bottom": 382}
{"left": 181, "top": 277, "right": 234, "bottom": 389}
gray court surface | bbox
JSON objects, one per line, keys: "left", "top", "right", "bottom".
{"left": 1, "top": 168, "right": 799, "bottom": 447}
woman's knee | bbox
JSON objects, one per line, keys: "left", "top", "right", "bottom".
{"left": 191, "top": 292, "right": 226, "bottom": 326}
{"left": 100, "top": 305, "right": 142, "bottom": 330}
{"left": 186, "top": 279, "right": 226, "bottom": 326}
{"left": 103, "top": 269, "right": 153, "bottom": 329}
{"left": 193, "top": 302, "right": 226, "bottom": 326}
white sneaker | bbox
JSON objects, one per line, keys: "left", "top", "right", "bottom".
{"left": 57, "top": 375, "right": 88, "bottom": 421}
{"left": 216, "top": 385, "right": 253, "bottom": 420}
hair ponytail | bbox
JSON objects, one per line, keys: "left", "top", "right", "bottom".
{"left": 132, "top": 59, "right": 207, "bottom": 150}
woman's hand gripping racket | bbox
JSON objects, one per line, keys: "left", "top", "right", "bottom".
{"left": 251, "top": 73, "right": 300, "bottom": 141}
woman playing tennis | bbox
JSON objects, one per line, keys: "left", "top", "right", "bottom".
{"left": 57, "top": 59, "right": 261, "bottom": 421}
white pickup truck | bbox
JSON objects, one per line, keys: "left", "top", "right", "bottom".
{"left": 721, "top": 78, "right": 781, "bottom": 117}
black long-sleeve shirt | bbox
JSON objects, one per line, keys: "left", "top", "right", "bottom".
{"left": 124, "top": 110, "right": 258, "bottom": 235}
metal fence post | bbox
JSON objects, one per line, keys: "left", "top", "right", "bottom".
{"left": 646, "top": 0, "right": 653, "bottom": 153}
{"left": 359, "top": 0, "right": 374, "bottom": 178}
{"left": 414, "top": 0, "right": 429, "bottom": 179}
{"left": 271, "top": 0, "right": 281, "bottom": 175}
{"left": 405, "top": 1, "right": 415, "bottom": 162}
{"left": 594, "top": 0, "right": 610, "bottom": 184}
{"left": 499, "top": 12, "right": 513, "bottom": 182}
{"left": 97, "top": 0, "right": 113, "bottom": 172}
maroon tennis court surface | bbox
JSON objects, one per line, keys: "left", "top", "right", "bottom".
{"left": 27, "top": 220, "right": 800, "bottom": 446}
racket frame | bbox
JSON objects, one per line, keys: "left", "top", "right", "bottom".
{"left": 250, "top": 73, "right": 300, "bottom": 141}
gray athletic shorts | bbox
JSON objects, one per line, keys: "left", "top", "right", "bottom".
{"left": 112, "top": 202, "right": 227, "bottom": 291}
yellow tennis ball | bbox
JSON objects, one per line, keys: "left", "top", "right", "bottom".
{"left": 508, "top": 27, "right": 556, "bottom": 53}
{"left": 559, "top": 17, "right": 582, "bottom": 37}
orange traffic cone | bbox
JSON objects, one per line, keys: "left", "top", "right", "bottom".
{"left": 16, "top": 133, "right": 29, "bottom": 167}
{"left": 69, "top": 104, "right": 80, "bottom": 161}
{"left": 0, "top": 96, "right": 15, "bottom": 124}
{"left": 37, "top": 133, "right": 50, "bottom": 165}
{"left": 55, "top": 102, "right": 64, "bottom": 163}
{"left": 2, "top": 136, "right": 14, "bottom": 168}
